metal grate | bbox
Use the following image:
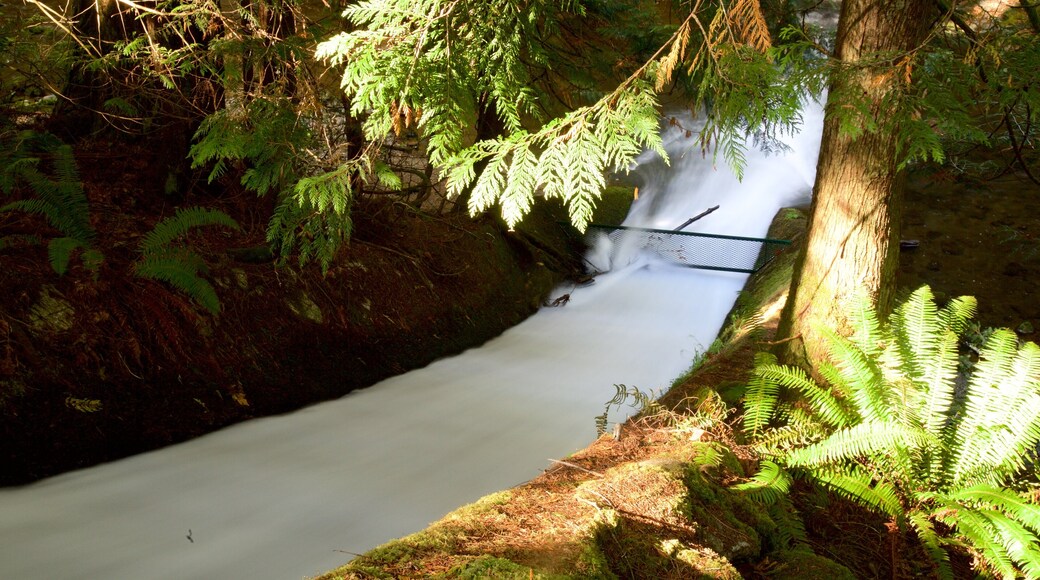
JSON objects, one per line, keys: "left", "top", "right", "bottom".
{"left": 587, "top": 224, "right": 791, "bottom": 274}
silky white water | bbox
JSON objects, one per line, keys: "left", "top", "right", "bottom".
{"left": 0, "top": 102, "right": 823, "bottom": 580}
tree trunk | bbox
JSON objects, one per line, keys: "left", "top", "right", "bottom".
{"left": 775, "top": 0, "right": 936, "bottom": 368}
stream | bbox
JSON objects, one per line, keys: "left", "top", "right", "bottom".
{"left": 0, "top": 102, "right": 823, "bottom": 580}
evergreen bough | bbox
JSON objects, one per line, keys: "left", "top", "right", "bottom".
{"left": 134, "top": 207, "right": 239, "bottom": 314}
{"left": 736, "top": 285, "right": 1040, "bottom": 579}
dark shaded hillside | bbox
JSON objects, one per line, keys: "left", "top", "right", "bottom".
{"left": 0, "top": 131, "right": 587, "bottom": 485}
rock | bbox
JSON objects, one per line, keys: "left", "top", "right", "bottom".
{"left": 286, "top": 291, "right": 323, "bottom": 323}
{"left": 29, "top": 287, "right": 75, "bottom": 334}
{"left": 1017, "top": 321, "right": 1034, "bottom": 335}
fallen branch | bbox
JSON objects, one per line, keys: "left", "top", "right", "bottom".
{"left": 547, "top": 458, "right": 604, "bottom": 478}
{"left": 674, "top": 205, "right": 720, "bottom": 231}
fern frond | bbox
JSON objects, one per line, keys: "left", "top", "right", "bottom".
{"left": 134, "top": 254, "right": 221, "bottom": 315}
{"left": 753, "top": 362, "right": 852, "bottom": 429}
{"left": 947, "top": 485, "right": 1040, "bottom": 536}
{"left": 846, "top": 290, "right": 885, "bottom": 358}
{"left": 938, "top": 295, "right": 977, "bottom": 338}
{"left": 135, "top": 207, "right": 238, "bottom": 314}
{"left": 934, "top": 504, "right": 1020, "bottom": 579}
{"left": 742, "top": 353, "right": 782, "bottom": 436}
{"left": 813, "top": 467, "right": 904, "bottom": 519}
{"left": 48, "top": 237, "right": 85, "bottom": 275}
{"left": 752, "top": 421, "right": 827, "bottom": 457}
{"left": 141, "top": 207, "right": 240, "bottom": 254}
{"left": 952, "top": 335, "right": 1040, "bottom": 486}
{"left": 982, "top": 509, "right": 1040, "bottom": 579}
{"left": 908, "top": 511, "right": 954, "bottom": 580}
{"left": 0, "top": 137, "right": 99, "bottom": 274}
{"left": 919, "top": 329, "right": 960, "bottom": 436}
{"left": 892, "top": 285, "right": 942, "bottom": 383}
{"left": 783, "top": 421, "right": 931, "bottom": 469}
{"left": 821, "top": 327, "right": 892, "bottom": 424}
{"left": 730, "top": 460, "right": 791, "bottom": 505}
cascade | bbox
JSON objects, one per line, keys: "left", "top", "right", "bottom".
{"left": 0, "top": 100, "right": 824, "bottom": 580}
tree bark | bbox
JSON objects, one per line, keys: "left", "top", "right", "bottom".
{"left": 775, "top": 0, "right": 937, "bottom": 368}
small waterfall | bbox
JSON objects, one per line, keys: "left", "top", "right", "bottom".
{"left": 0, "top": 99, "right": 825, "bottom": 580}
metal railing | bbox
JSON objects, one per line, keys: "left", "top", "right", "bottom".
{"left": 586, "top": 224, "right": 791, "bottom": 274}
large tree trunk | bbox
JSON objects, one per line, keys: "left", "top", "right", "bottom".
{"left": 775, "top": 0, "right": 936, "bottom": 368}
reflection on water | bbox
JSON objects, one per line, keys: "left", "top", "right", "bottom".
{"left": 0, "top": 101, "right": 823, "bottom": 580}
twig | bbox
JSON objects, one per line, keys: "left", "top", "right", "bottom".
{"left": 547, "top": 458, "right": 604, "bottom": 478}
{"left": 764, "top": 333, "right": 802, "bottom": 346}
{"left": 674, "top": 205, "right": 720, "bottom": 231}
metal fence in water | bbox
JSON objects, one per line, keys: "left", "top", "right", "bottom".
{"left": 586, "top": 224, "right": 791, "bottom": 274}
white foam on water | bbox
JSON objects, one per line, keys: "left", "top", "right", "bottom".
{"left": 0, "top": 99, "right": 824, "bottom": 580}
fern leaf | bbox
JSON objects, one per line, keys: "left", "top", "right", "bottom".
{"left": 783, "top": 421, "right": 931, "bottom": 469}
{"left": 754, "top": 362, "right": 851, "bottom": 429}
{"left": 938, "top": 295, "right": 977, "bottom": 338}
{"left": 134, "top": 255, "right": 220, "bottom": 314}
{"left": 948, "top": 485, "right": 1040, "bottom": 536}
{"left": 141, "top": 207, "right": 239, "bottom": 254}
{"left": 847, "top": 290, "right": 884, "bottom": 358}
{"left": 742, "top": 353, "right": 782, "bottom": 435}
{"left": 48, "top": 237, "right": 84, "bottom": 275}
{"left": 892, "top": 285, "right": 943, "bottom": 384}
{"left": 822, "top": 327, "right": 892, "bottom": 424}
{"left": 908, "top": 511, "right": 954, "bottom": 580}
{"left": 953, "top": 334, "right": 1040, "bottom": 486}
{"left": 813, "top": 467, "right": 904, "bottom": 519}
{"left": 934, "top": 504, "right": 1020, "bottom": 579}
{"left": 919, "top": 329, "right": 960, "bottom": 436}
{"left": 730, "top": 460, "right": 791, "bottom": 505}
{"left": 982, "top": 509, "right": 1040, "bottom": 579}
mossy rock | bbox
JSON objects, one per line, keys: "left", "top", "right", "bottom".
{"left": 28, "top": 286, "right": 75, "bottom": 334}
{"left": 285, "top": 290, "right": 323, "bottom": 323}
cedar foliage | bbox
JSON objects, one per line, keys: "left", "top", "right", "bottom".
{"left": 736, "top": 286, "right": 1040, "bottom": 579}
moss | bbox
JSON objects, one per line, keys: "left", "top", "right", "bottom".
{"left": 591, "top": 185, "right": 636, "bottom": 225}
{"left": 769, "top": 549, "right": 856, "bottom": 580}
{"left": 716, "top": 207, "right": 807, "bottom": 345}
{"left": 439, "top": 555, "right": 571, "bottom": 579}
{"left": 316, "top": 491, "right": 516, "bottom": 580}
{"left": 587, "top": 508, "right": 741, "bottom": 579}
{"left": 680, "top": 450, "right": 764, "bottom": 562}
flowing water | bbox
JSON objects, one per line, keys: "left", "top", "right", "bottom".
{"left": 0, "top": 102, "right": 824, "bottom": 580}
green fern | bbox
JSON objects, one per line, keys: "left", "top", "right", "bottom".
{"left": 0, "top": 132, "right": 102, "bottom": 275}
{"left": 737, "top": 285, "right": 1040, "bottom": 579}
{"left": 134, "top": 207, "right": 239, "bottom": 314}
